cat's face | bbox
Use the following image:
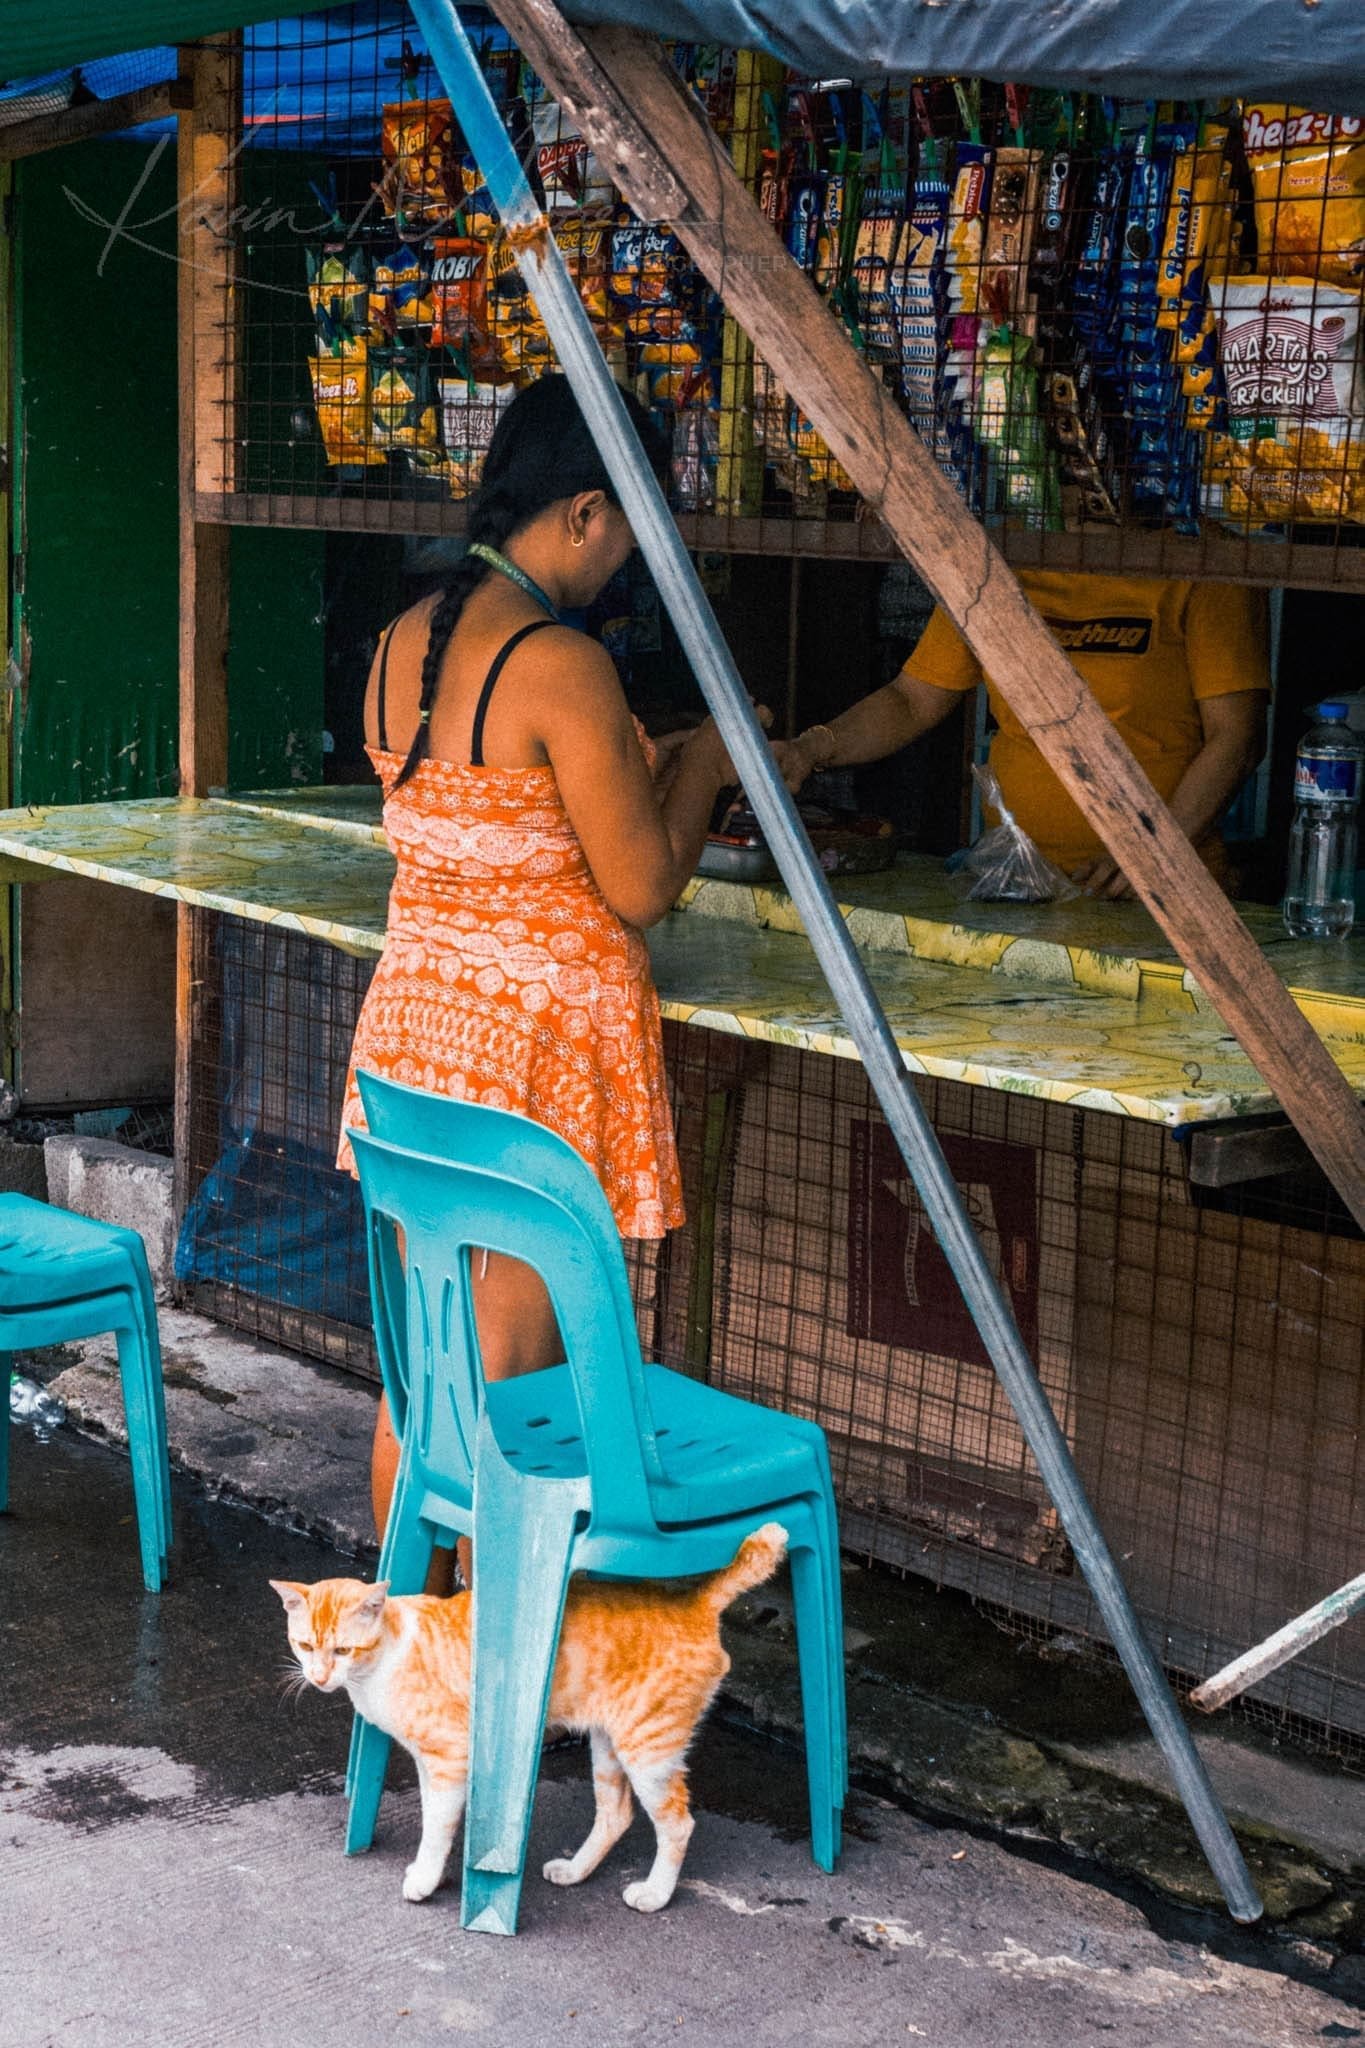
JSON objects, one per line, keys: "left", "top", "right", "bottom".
{"left": 270, "top": 1577, "right": 390, "bottom": 1694}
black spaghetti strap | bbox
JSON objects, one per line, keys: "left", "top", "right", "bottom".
{"left": 375, "top": 622, "right": 398, "bottom": 752}
{"left": 469, "top": 618, "right": 557, "bottom": 766}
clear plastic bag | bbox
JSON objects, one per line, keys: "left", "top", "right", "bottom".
{"left": 960, "top": 763, "right": 1080, "bottom": 903}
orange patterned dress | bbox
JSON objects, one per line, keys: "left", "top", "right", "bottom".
{"left": 337, "top": 734, "right": 684, "bottom": 1241}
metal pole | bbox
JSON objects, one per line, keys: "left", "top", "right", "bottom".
{"left": 409, "top": 0, "right": 1262, "bottom": 1924}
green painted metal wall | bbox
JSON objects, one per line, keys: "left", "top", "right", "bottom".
{"left": 13, "top": 136, "right": 324, "bottom": 804}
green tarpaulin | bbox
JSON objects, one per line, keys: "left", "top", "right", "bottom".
{"left": 5, "top": 0, "right": 1365, "bottom": 112}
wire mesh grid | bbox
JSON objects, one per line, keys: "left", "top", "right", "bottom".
{"left": 195, "top": 8, "right": 1365, "bottom": 589}
{"left": 661, "top": 1022, "right": 1365, "bottom": 1755}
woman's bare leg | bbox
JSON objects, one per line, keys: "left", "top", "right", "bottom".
{"left": 370, "top": 1250, "right": 562, "bottom": 1593}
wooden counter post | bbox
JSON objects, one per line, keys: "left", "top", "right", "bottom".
{"left": 490, "top": 4, "right": 1365, "bottom": 1229}
{"left": 174, "top": 36, "right": 237, "bottom": 1220}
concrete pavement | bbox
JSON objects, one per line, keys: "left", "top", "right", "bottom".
{"left": 4, "top": 1422, "right": 1363, "bottom": 2048}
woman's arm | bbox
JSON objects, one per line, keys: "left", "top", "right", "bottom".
{"left": 538, "top": 636, "right": 743, "bottom": 927}
{"left": 1072, "top": 690, "right": 1269, "bottom": 899}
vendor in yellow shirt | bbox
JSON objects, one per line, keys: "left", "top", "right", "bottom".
{"left": 777, "top": 571, "right": 1271, "bottom": 897}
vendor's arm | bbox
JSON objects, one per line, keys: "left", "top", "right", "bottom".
{"left": 1073, "top": 586, "right": 1271, "bottom": 899}
{"left": 775, "top": 604, "right": 978, "bottom": 791}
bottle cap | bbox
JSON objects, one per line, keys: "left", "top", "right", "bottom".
{"left": 1317, "top": 701, "right": 1350, "bottom": 719}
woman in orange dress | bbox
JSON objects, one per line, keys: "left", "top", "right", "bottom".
{"left": 339, "top": 376, "right": 747, "bottom": 1552}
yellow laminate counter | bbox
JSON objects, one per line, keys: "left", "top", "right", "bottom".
{"left": 0, "top": 791, "right": 1362, "bottom": 1125}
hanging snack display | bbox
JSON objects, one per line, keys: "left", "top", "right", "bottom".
{"left": 270, "top": 27, "right": 1365, "bottom": 554}
{"left": 1243, "top": 108, "right": 1365, "bottom": 288}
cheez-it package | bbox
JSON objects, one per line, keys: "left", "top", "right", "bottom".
{"left": 1243, "top": 106, "right": 1365, "bottom": 288}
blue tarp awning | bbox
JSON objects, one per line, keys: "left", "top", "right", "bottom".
{"left": 4, "top": 0, "right": 1365, "bottom": 113}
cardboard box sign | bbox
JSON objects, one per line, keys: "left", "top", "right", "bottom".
{"left": 846, "top": 1120, "right": 1040, "bottom": 1365}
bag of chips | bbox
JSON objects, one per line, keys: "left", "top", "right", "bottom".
{"left": 310, "top": 346, "right": 384, "bottom": 466}
{"left": 306, "top": 244, "right": 369, "bottom": 340}
{"left": 1243, "top": 107, "right": 1365, "bottom": 288}
{"left": 531, "top": 92, "right": 615, "bottom": 212}
{"left": 370, "top": 245, "right": 432, "bottom": 337}
{"left": 380, "top": 98, "right": 460, "bottom": 228}
{"left": 369, "top": 347, "right": 441, "bottom": 462}
{"left": 554, "top": 211, "right": 615, "bottom": 324}
{"left": 1207, "top": 273, "right": 1365, "bottom": 521}
{"left": 438, "top": 373, "right": 515, "bottom": 499}
{"left": 429, "top": 237, "right": 488, "bottom": 353}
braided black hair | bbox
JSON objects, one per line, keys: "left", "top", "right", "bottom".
{"left": 392, "top": 374, "right": 670, "bottom": 788}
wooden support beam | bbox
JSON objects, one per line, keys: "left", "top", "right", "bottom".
{"left": 490, "top": 3, "right": 1365, "bottom": 1229}
{"left": 0, "top": 80, "right": 192, "bottom": 163}
{"left": 175, "top": 37, "right": 237, "bottom": 1219}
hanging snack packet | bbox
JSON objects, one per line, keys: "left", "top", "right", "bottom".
{"left": 852, "top": 173, "right": 906, "bottom": 359}
{"left": 785, "top": 171, "right": 826, "bottom": 274}
{"left": 1207, "top": 273, "right": 1365, "bottom": 521}
{"left": 1243, "top": 107, "right": 1365, "bottom": 288}
{"left": 530, "top": 90, "right": 616, "bottom": 212}
{"left": 1205, "top": 421, "right": 1365, "bottom": 525}
{"left": 982, "top": 148, "right": 1042, "bottom": 330}
{"left": 554, "top": 211, "right": 615, "bottom": 325}
{"left": 1211, "top": 273, "right": 1364, "bottom": 422}
{"left": 946, "top": 141, "right": 992, "bottom": 313}
{"left": 310, "top": 345, "right": 383, "bottom": 466}
{"left": 306, "top": 244, "right": 369, "bottom": 340}
{"left": 380, "top": 98, "right": 459, "bottom": 227}
{"left": 1119, "top": 121, "right": 1194, "bottom": 314}
{"left": 1030, "top": 145, "right": 1081, "bottom": 301}
{"left": 369, "top": 346, "right": 441, "bottom": 461}
{"left": 1156, "top": 126, "right": 1231, "bottom": 330}
{"left": 438, "top": 373, "right": 515, "bottom": 499}
{"left": 430, "top": 238, "right": 488, "bottom": 353}
{"left": 371, "top": 245, "right": 432, "bottom": 335}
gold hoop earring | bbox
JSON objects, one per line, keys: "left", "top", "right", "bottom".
{"left": 570, "top": 530, "right": 585, "bottom": 549}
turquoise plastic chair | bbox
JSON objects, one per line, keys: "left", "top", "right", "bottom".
{"left": 0, "top": 1194, "right": 171, "bottom": 1592}
{"left": 346, "top": 1079, "right": 846, "bottom": 1937}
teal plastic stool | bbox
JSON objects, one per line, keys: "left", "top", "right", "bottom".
{"left": 0, "top": 1194, "right": 171, "bottom": 1592}
{"left": 346, "top": 1077, "right": 846, "bottom": 1937}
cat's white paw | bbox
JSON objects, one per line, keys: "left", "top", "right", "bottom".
{"left": 623, "top": 1879, "right": 671, "bottom": 1914}
{"left": 542, "top": 1857, "right": 584, "bottom": 1887}
{"left": 402, "top": 1862, "right": 442, "bottom": 1902}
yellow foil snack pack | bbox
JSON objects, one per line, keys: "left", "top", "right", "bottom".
{"left": 380, "top": 98, "right": 459, "bottom": 226}
{"left": 310, "top": 347, "right": 384, "bottom": 465}
{"left": 1244, "top": 106, "right": 1365, "bottom": 287}
{"left": 1156, "top": 125, "right": 1231, "bottom": 331}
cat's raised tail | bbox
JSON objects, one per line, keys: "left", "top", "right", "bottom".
{"left": 702, "top": 1523, "right": 788, "bottom": 1613}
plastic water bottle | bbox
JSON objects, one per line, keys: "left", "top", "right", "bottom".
{"left": 1282, "top": 702, "right": 1363, "bottom": 940}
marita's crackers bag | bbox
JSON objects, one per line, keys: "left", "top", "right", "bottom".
{"left": 1243, "top": 107, "right": 1365, "bottom": 288}
{"left": 1206, "top": 273, "right": 1365, "bottom": 522}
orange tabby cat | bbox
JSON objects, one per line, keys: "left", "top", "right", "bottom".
{"left": 271, "top": 1522, "right": 786, "bottom": 1915}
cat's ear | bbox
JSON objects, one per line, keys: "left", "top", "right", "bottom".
{"left": 269, "top": 1579, "right": 308, "bottom": 1613}
{"left": 357, "top": 1580, "right": 390, "bottom": 1623}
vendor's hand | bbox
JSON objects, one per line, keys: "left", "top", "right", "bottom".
{"left": 771, "top": 734, "right": 819, "bottom": 795}
{"left": 1071, "top": 856, "right": 1135, "bottom": 901}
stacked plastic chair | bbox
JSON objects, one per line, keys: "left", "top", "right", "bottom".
{"left": 345, "top": 1072, "right": 846, "bottom": 1935}
{"left": 0, "top": 1194, "right": 171, "bottom": 1591}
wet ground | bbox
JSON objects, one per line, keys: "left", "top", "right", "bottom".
{"left": 4, "top": 1421, "right": 1365, "bottom": 2047}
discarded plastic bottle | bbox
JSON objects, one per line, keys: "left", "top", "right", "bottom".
{"left": 1283, "top": 702, "right": 1363, "bottom": 941}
